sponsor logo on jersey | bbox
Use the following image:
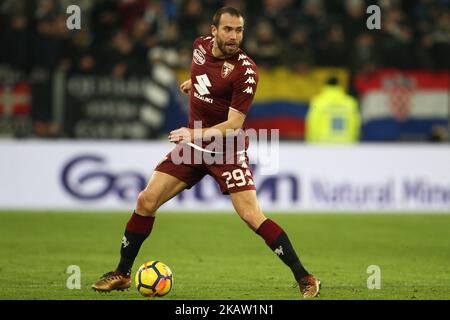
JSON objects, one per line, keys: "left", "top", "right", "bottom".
{"left": 193, "top": 74, "right": 213, "bottom": 103}
{"left": 193, "top": 48, "right": 206, "bottom": 65}
{"left": 242, "top": 59, "right": 252, "bottom": 66}
{"left": 194, "top": 74, "right": 211, "bottom": 95}
{"left": 194, "top": 92, "right": 213, "bottom": 103}
{"left": 221, "top": 61, "right": 235, "bottom": 78}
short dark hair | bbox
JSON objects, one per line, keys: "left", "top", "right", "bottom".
{"left": 212, "top": 7, "right": 244, "bottom": 27}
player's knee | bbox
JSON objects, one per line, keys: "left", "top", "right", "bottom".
{"left": 238, "top": 209, "right": 265, "bottom": 231}
{"left": 136, "top": 191, "right": 159, "bottom": 216}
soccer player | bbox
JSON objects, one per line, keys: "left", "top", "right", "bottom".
{"left": 91, "top": 6, "right": 320, "bottom": 298}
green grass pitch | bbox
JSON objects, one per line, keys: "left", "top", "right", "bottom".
{"left": 0, "top": 212, "right": 449, "bottom": 300}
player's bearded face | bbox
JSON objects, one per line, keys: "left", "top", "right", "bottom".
{"left": 213, "top": 14, "right": 244, "bottom": 56}
{"left": 216, "top": 31, "right": 242, "bottom": 55}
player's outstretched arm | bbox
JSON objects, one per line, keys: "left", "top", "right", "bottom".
{"left": 206, "top": 107, "right": 245, "bottom": 137}
{"left": 168, "top": 108, "right": 245, "bottom": 144}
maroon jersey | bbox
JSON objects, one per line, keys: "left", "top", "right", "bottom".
{"left": 154, "top": 37, "right": 259, "bottom": 194}
{"left": 188, "top": 36, "right": 259, "bottom": 129}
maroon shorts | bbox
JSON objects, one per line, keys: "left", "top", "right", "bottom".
{"left": 155, "top": 144, "right": 256, "bottom": 195}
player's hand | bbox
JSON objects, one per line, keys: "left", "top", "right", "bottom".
{"left": 180, "top": 79, "right": 192, "bottom": 95}
{"left": 169, "top": 127, "right": 194, "bottom": 144}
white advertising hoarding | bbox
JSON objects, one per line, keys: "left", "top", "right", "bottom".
{"left": 0, "top": 141, "right": 449, "bottom": 212}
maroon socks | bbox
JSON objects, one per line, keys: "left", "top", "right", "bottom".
{"left": 117, "top": 214, "right": 309, "bottom": 282}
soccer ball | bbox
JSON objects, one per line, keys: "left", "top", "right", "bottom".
{"left": 135, "top": 261, "right": 173, "bottom": 298}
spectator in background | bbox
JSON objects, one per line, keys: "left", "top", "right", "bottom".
{"left": 342, "top": 0, "right": 367, "bottom": 42}
{"left": 90, "top": 0, "right": 120, "bottom": 46}
{"left": 316, "top": 23, "right": 349, "bottom": 67}
{"left": 223, "top": 0, "right": 247, "bottom": 16}
{"left": 352, "top": 32, "right": 381, "bottom": 75}
{"left": 195, "top": 19, "right": 213, "bottom": 38}
{"left": 431, "top": 11, "right": 450, "bottom": 69}
{"left": 64, "top": 27, "right": 97, "bottom": 74}
{"left": 378, "top": 7, "right": 416, "bottom": 69}
{"left": 245, "top": 20, "right": 283, "bottom": 69}
{"left": 118, "top": 0, "right": 149, "bottom": 32}
{"left": 31, "top": 1, "right": 69, "bottom": 70}
{"left": 305, "top": 76, "right": 360, "bottom": 143}
{"left": 281, "top": 25, "right": 315, "bottom": 73}
{"left": 257, "top": 0, "right": 295, "bottom": 38}
{"left": 30, "top": 0, "right": 70, "bottom": 138}
{"left": 130, "top": 17, "right": 157, "bottom": 61}
{"left": 0, "top": 0, "right": 448, "bottom": 140}
{"left": 148, "top": 21, "right": 185, "bottom": 68}
{"left": 177, "top": 0, "right": 205, "bottom": 49}
{"left": 98, "top": 29, "right": 148, "bottom": 77}
{"left": 299, "top": 0, "right": 328, "bottom": 41}
{"left": 2, "top": 13, "right": 30, "bottom": 72}
{"left": 416, "top": 31, "right": 437, "bottom": 69}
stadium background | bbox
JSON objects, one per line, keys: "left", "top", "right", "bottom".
{"left": 0, "top": 0, "right": 449, "bottom": 300}
{"left": 1, "top": 0, "right": 449, "bottom": 141}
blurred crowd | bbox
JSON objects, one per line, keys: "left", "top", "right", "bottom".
{"left": 0, "top": 0, "right": 448, "bottom": 140}
{"left": 1, "top": 0, "right": 449, "bottom": 77}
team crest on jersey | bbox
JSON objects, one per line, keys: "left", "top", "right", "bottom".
{"left": 221, "top": 61, "right": 235, "bottom": 78}
{"left": 193, "top": 48, "right": 205, "bottom": 65}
